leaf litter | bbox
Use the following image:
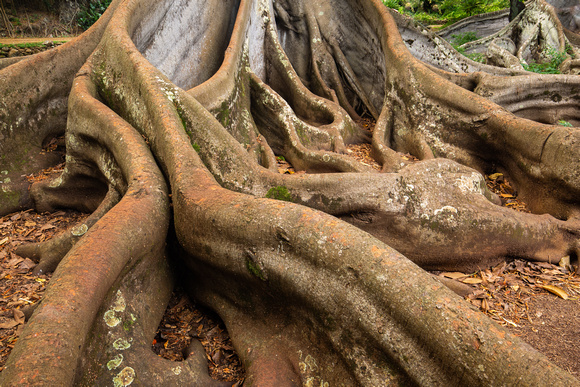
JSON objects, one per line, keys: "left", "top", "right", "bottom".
{"left": 0, "top": 209, "right": 86, "bottom": 371}
{"left": 437, "top": 257, "right": 580, "bottom": 376}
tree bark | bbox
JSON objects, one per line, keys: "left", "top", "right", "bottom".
{"left": 1, "top": 0, "right": 579, "bottom": 385}
{"left": 510, "top": 0, "right": 526, "bottom": 21}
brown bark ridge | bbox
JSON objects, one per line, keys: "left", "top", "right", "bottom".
{"left": 1, "top": 0, "right": 579, "bottom": 385}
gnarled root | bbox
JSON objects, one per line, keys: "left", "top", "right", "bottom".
{"left": 15, "top": 186, "right": 121, "bottom": 274}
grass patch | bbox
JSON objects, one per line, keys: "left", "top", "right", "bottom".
{"left": 522, "top": 47, "right": 566, "bottom": 74}
{"left": 0, "top": 42, "right": 66, "bottom": 49}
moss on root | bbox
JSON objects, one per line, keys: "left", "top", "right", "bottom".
{"left": 265, "top": 186, "right": 293, "bottom": 202}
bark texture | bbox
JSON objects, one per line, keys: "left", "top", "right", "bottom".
{"left": 1, "top": 0, "right": 579, "bottom": 385}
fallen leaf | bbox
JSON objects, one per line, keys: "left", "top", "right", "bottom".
{"left": 441, "top": 272, "right": 468, "bottom": 280}
{"left": 0, "top": 237, "right": 8, "bottom": 246}
{"left": 6, "top": 256, "right": 23, "bottom": 268}
{"left": 462, "top": 278, "right": 483, "bottom": 284}
{"left": 13, "top": 309, "right": 25, "bottom": 324}
{"left": 18, "top": 258, "right": 36, "bottom": 271}
{"left": 539, "top": 285, "right": 569, "bottom": 300}
{"left": 39, "top": 224, "right": 56, "bottom": 231}
{"left": 0, "top": 320, "right": 20, "bottom": 329}
{"left": 559, "top": 256, "right": 570, "bottom": 268}
{"left": 488, "top": 173, "right": 503, "bottom": 180}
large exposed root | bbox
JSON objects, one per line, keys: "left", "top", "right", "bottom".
{"left": 1, "top": 0, "right": 580, "bottom": 385}
{"left": 15, "top": 187, "right": 121, "bottom": 274}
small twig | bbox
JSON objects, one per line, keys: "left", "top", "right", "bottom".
{"left": 500, "top": 315, "right": 520, "bottom": 327}
{"left": 0, "top": 0, "right": 15, "bottom": 38}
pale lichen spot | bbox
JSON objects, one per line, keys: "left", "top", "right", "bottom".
{"left": 3, "top": 178, "right": 10, "bottom": 184}
{"left": 305, "top": 377, "right": 328, "bottom": 387}
{"left": 49, "top": 175, "right": 63, "bottom": 188}
{"left": 304, "top": 354, "right": 318, "bottom": 372}
{"left": 455, "top": 173, "right": 485, "bottom": 195}
{"left": 104, "top": 310, "right": 121, "bottom": 327}
{"left": 113, "top": 367, "right": 135, "bottom": 387}
{"left": 107, "top": 354, "right": 124, "bottom": 370}
{"left": 322, "top": 154, "right": 330, "bottom": 162}
{"left": 113, "top": 338, "right": 132, "bottom": 350}
{"left": 113, "top": 290, "right": 126, "bottom": 313}
{"left": 171, "top": 366, "right": 182, "bottom": 375}
{"left": 433, "top": 206, "right": 458, "bottom": 216}
{"left": 71, "top": 223, "right": 89, "bottom": 237}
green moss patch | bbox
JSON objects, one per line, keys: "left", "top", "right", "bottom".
{"left": 266, "top": 186, "right": 292, "bottom": 202}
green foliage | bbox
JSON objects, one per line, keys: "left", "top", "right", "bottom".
{"left": 78, "top": 0, "right": 112, "bottom": 30}
{"left": 451, "top": 31, "right": 479, "bottom": 46}
{"left": 465, "top": 52, "right": 485, "bottom": 63}
{"left": 522, "top": 47, "right": 566, "bottom": 74}
{"left": 8, "top": 16, "right": 21, "bottom": 26}
{"left": 383, "top": 0, "right": 510, "bottom": 26}
{"left": 383, "top": 0, "right": 404, "bottom": 10}
{"left": 0, "top": 42, "right": 66, "bottom": 49}
{"left": 43, "top": 0, "right": 56, "bottom": 12}
{"left": 266, "top": 186, "right": 293, "bottom": 202}
{"left": 440, "top": 0, "right": 508, "bottom": 22}
{"left": 557, "top": 120, "right": 573, "bottom": 127}
{"left": 449, "top": 32, "right": 484, "bottom": 62}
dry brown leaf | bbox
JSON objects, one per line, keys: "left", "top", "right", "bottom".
{"left": 18, "top": 258, "right": 36, "bottom": 271}
{"left": 539, "top": 285, "right": 569, "bottom": 300}
{"left": 462, "top": 278, "right": 483, "bottom": 284}
{"left": 0, "top": 320, "right": 20, "bottom": 329}
{"left": 13, "top": 309, "right": 25, "bottom": 324}
{"left": 441, "top": 272, "right": 468, "bottom": 280}
{"left": 39, "top": 224, "right": 56, "bottom": 232}
{"left": 6, "top": 256, "right": 23, "bottom": 268}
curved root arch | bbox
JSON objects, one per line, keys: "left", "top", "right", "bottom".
{"left": 0, "top": 0, "right": 579, "bottom": 385}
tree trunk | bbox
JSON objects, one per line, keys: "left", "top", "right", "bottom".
{"left": 1, "top": 0, "right": 579, "bottom": 385}
{"left": 510, "top": 0, "right": 526, "bottom": 21}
